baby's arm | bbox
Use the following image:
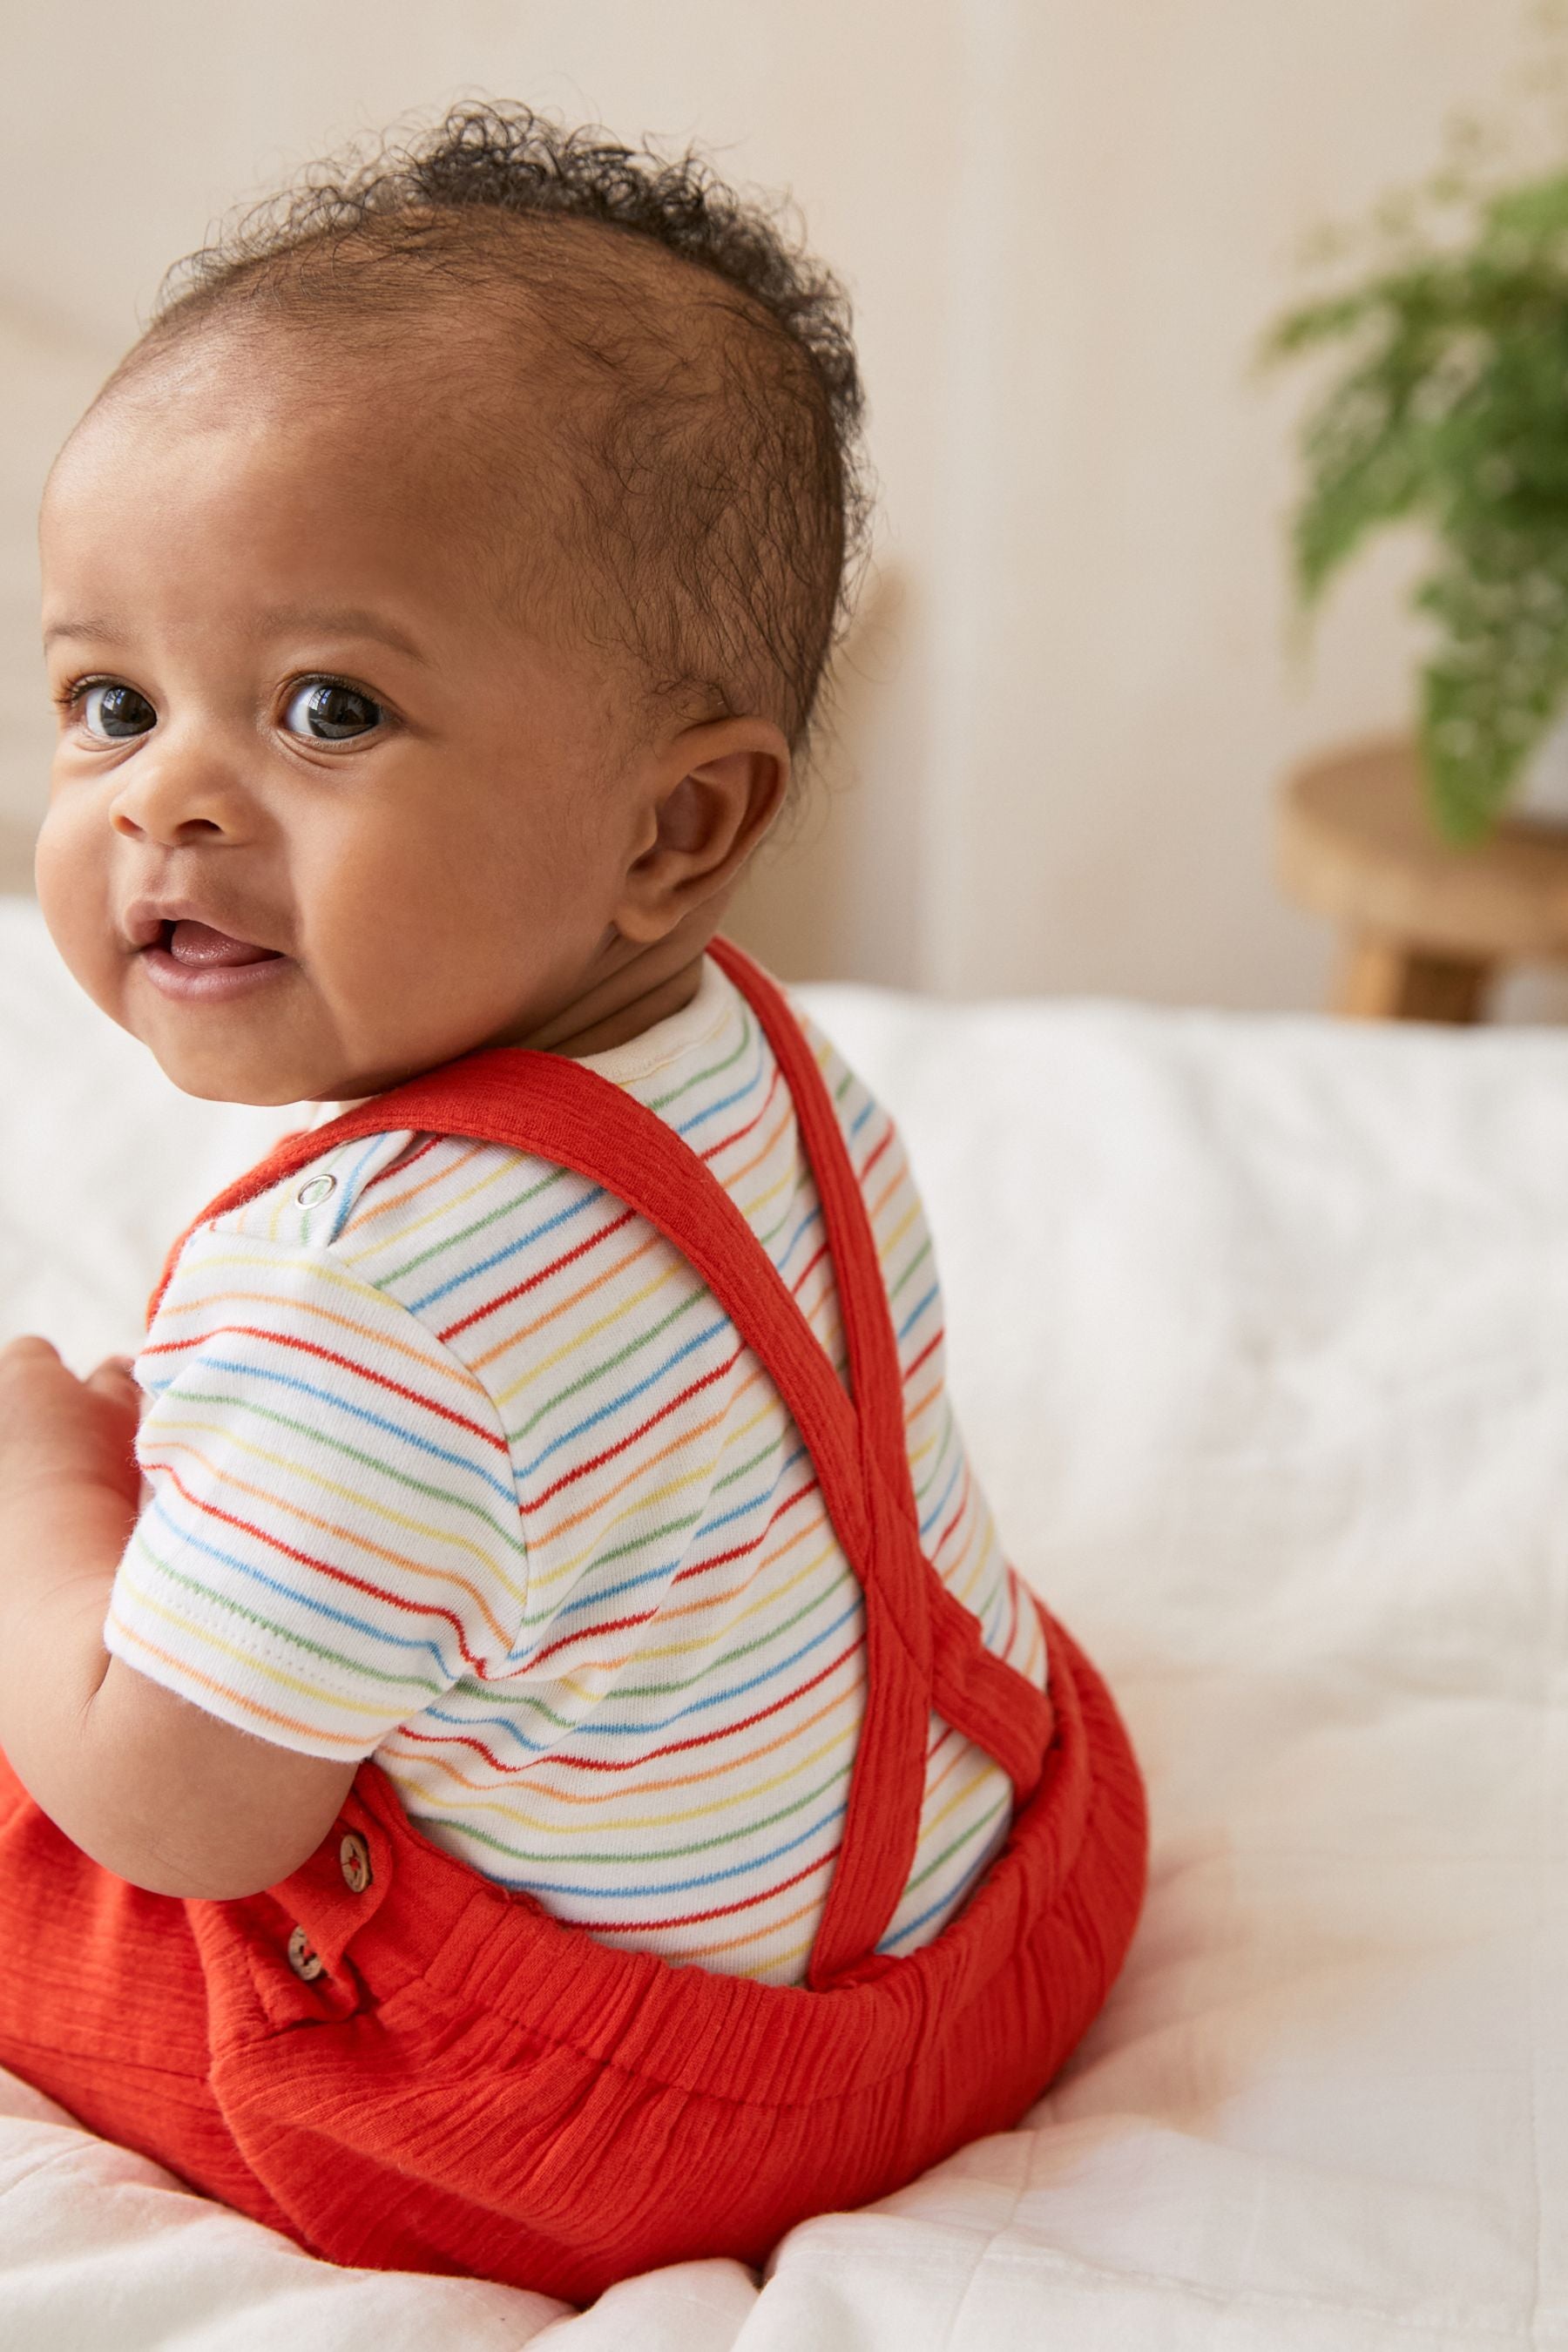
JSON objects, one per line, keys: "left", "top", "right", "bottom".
{"left": 0, "top": 1337, "right": 355, "bottom": 1897}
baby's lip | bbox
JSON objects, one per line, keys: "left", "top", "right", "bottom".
{"left": 122, "top": 896, "right": 284, "bottom": 960}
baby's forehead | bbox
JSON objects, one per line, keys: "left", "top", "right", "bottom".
{"left": 51, "top": 338, "right": 449, "bottom": 537}
{"left": 44, "top": 291, "right": 673, "bottom": 706}
{"left": 57, "top": 205, "right": 836, "bottom": 741}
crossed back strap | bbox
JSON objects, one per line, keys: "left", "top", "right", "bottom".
{"left": 152, "top": 938, "right": 1053, "bottom": 1986}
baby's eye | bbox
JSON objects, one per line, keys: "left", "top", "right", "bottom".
{"left": 281, "top": 679, "right": 386, "bottom": 742}
{"left": 80, "top": 682, "right": 157, "bottom": 740}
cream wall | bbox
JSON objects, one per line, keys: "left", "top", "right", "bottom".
{"left": 0, "top": 2, "right": 1536, "bottom": 1003}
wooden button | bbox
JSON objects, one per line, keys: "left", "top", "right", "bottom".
{"left": 339, "top": 1831, "right": 372, "bottom": 1895}
{"left": 287, "top": 1924, "right": 325, "bottom": 1982}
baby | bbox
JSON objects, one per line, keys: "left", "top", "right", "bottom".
{"left": 0, "top": 105, "right": 1145, "bottom": 2297}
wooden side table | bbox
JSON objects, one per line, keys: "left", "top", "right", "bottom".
{"left": 1278, "top": 736, "right": 1568, "bottom": 1021}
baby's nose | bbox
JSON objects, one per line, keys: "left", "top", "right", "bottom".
{"left": 110, "top": 748, "right": 248, "bottom": 848}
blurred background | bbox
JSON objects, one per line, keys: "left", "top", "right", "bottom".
{"left": 5, "top": 0, "right": 1566, "bottom": 1011}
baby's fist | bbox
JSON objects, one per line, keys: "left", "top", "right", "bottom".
{"left": 0, "top": 1338, "right": 144, "bottom": 1511}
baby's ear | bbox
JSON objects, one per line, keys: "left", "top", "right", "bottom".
{"left": 615, "top": 720, "right": 789, "bottom": 944}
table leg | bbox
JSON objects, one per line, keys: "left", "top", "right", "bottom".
{"left": 1335, "top": 937, "right": 1493, "bottom": 1023}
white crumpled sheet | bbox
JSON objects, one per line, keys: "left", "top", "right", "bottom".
{"left": 3, "top": 895, "right": 1568, "bottom": 2349}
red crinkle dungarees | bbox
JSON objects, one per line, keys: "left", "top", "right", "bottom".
{"left": 0, "top": 940, "right": 1147, "bottom": 2302}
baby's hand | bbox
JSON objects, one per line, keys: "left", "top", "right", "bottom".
{"left": 0, "top": 1338, "right": 144, "bottom": 1511}
{"left": 0, "top": 1332, "right": 356, "bottom": 1896}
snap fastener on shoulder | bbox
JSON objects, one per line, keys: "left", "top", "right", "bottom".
{"left": 287, "top": 1923, "right": 326, "bottom": 1982}
{"left": 339, "top": 1830, "right": 373, "bottom": 1895}
{"left": 297, "top": 1173, "right": 337, "bottom": 1209}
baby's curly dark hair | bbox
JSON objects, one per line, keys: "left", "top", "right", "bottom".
{"left": 132, "top": 101, "right": 869, "bottom": 754}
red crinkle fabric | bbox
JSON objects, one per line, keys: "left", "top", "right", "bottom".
{"left": 0, "top": 941, "right": 1146, "bottom": 2301}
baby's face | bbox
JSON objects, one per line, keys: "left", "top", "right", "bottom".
{"left": 37, "top": 335, "right": 654, "bottom": 1104}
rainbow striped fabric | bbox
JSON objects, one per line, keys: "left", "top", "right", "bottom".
{"left": 107, "top": 959, "right": 1049, "bottom": 1985}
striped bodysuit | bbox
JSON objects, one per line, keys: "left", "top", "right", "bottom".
{"left": 107, "top": 954, "right": 1048, "bottom": 1986}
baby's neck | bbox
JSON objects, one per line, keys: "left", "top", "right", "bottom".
{"left": 506, "top": 909, "right": 726, "bottom": 1061}
{"left": 530, "top": 949, "right": 708, "bottom": 1060}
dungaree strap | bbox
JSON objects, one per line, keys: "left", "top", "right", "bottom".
{"left": 708, "top": 945, "right": 1053, "bottom": 1806}
{"left": 150, "top": 941, "right": 1053, "bottom": 1985}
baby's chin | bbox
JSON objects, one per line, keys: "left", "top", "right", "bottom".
{"left": 144, "top": 1037, "right": 336, "bottom": 1109}
{"left": 127, "top": 1001, "right": 472, "bottom": 1109}
{"left": 120, "top": 994, "right": 355, "bottom": 1108}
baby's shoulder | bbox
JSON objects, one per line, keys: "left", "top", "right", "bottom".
{"left": 201, "top": 1125, "right": 602, "bottom": 1321}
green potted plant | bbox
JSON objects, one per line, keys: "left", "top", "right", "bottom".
{"left": 1268, "top": 164, "right": 1568, "bottom": 841}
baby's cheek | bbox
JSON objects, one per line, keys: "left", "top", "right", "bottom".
{"left": 291, "top": 774, "right": 612, "bottom": 1071}
{"left": 290, "top": 835, "right": 492, "bottom": 1067}
{"left": 35, "top": 805, "right": 122, "bottom": 1023}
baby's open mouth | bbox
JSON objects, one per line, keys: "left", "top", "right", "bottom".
{"left": 136, "top": 916, "right": 289, "bottom": 1004}
{"left": 158, "top": 918, "right": 282, "bottom": 970}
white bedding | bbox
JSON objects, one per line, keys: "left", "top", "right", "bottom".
{"left": 3, "top": 894, "right": 1568, "bottom": 2348}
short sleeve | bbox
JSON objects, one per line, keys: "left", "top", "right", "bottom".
{"left": 105, "top": 1215, "right": 527, "bottom": 1760}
